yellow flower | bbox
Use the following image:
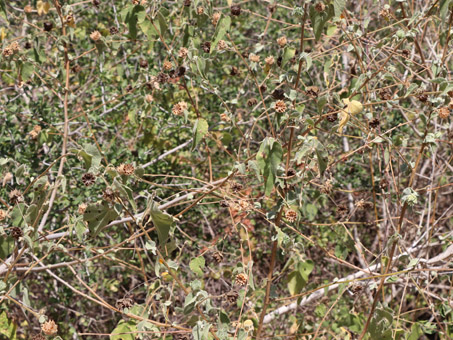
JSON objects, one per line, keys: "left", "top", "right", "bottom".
{"left": 37, "top": 1, "right": 51, "bottom": 16}
{"left": 337, "top": 98, "right": 363, "bottom": 134}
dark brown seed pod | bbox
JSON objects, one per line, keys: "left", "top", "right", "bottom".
{"left": 11, "top": 227, "right": 23, "bottom": 240}
{"left": 247, "top": 98, "right": 258, "bottom": 107}
{"left": 369, "top": 118, "right": 380, "bottom": 129}
{"left": 326, "top": 112, "right": 338, "bottom": 122}
{"left": 43, "top": 22, "right": 53, "bottom": 32}
{"left": 226, "top": 290, "right": 239, "bottom": 303}
{"left": 109, "top": 26, "right": 119, "bottom": 35}
{"left": 139, "top": 59, "right": 148, "bottom": 68}
{"left": 201, "top": 41, "right": 211, "bottom": 53}
{"left": 230, "top": 4, "right": 241, "bottom": 16}
{"left": 92, "top": 0, "right": 101, "bottom": 7}
{"left": 81, "top": 173, "right": 96, "bottom": 186}
{"left": 272, "top": 88, "right": 285, "bottom": 100}
{"left": 230, "top": 66, "right": 239, "bottom": 76}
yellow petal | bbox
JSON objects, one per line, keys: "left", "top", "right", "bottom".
{"left": 37, "top": 1, "right": 51, "bottom": 16}
{"left": 0, "top": 28, "right": 6, "bottom": 42}
{"left": 337, "top": 110, "right": 349, "bottom": 134}
{"left": 342, "top": 98, "right": 363, "bottom": 115}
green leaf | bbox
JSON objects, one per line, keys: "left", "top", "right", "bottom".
{"left": 190, "top": 256, "right": 206, "bottom": 277}
{"left": 192, "top": 118, "right": 209, "bottom": 150}
{"left": 309, "top": 5, "right": 334, "bottom": 41}
{"left": 210, "top": 16, "right": 231, "bottom": 53}
{"left": 0, "top": 281, "right": 6, "bottom": 293}
{"left": 256, "top": 138, "right": 283, "bottom": 196}
{"left": 146, "top": 199, "right": 174, "bottom": 245}
{"left": 113, "top": 179, "right": 137, "bottom": 212}
{"left": 0, "top": 0, "right": 7, "bottom": 19}
{"left": 110, "top": 319, "right": 137, "bottom": 340}
{"left": 77, "top": 144, "right": 103, "bottom": 171}
{"left": 281, "top": 48, "right": 295, "bottom": 68}
{"left": 83, "top": 202, "right": 119, "bottom": 237}
{"left": 192, "top": 321, "right": 211, "bottom": 340}
{"left": 298, "top": 260, "right": 314, "bottom": 282}
{"left": 0, "top": 311, "right": 17, "bottom": 340}
{"left": 333, "top": 0, "right": 346, "bottom": 18}
{"left": 315, "top": 149, "right": 327, "bottom": 176}
{"left": 440, "top": 0, "right": 453, "bottom": 20}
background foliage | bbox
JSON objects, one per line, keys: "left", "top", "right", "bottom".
{"left": 1, "top": 0, "right": 453, "bottom": 339}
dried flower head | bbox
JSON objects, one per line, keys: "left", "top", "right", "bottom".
{"left": 218, "top": 40, "right": 227, "bottom": 51}
{"left": 220, "top": 113, "right": 230, "bottom": 122}
{"left": 117, "top": 163, "right": 135, "bottom": 176}
{"left": 275, "top": 100, "right": 287, "bottom": 113}
{"left": 31, "top": 334, "right": 46, "bottom": 340}
{"left": 109, "top": 26, "right": 119, "bottom": 35}
{"left": 226, "top": 290, "right": 239, "bottom": 303}
{"left": 438, "top": 107, "right": 450, "bottom": 119}
{"left": 41, "top": 319, "right": 58, "bottom": 336}
{"left": 212, "top": 251, "right": 224, "bottom": 263}
{"left": 277, "top": 36, "right": 287, "bottom": 47}
{"left": 11, "top": 226, "right": 23, "bottom": 240}
{"left": 139, "top": 59, "right": 149, "bottom": 68}
{"left": 2, "top": 172, "right": 13, "bottom": 187}
{"left": 314, "top": 2, "right": 326, "bottom": 12}
{"left": 286, "top": 168, "right": 296, "bottom": 177}
{"left": 265, "top": 56, "right": 275, "bottom": 65}
{"left": 378, "top": 88, "right": 393, "bottom": 100}
{"left": 247, "top": 98, "right": 258, "bottom": 107}
{"left": 24, "top": 5, "right": 33, "bottom": 13}
{"left": 43, "top": 21, "right": 53, "bottom": 31}
{"left": 201, "top": 41, "right": 211, "bottom": 53}
{"left": 29, "top": 125, "right": 42, "bottom": 139}
{"left": 197, "top": 6, "right": 204, "bottom": 15}
{"left": 81, "top": 173, "right": 96, "bottom": 186}
{"left": 231, "top": 182, "right": 243, "bottom": 192}
{"left": 379, "top": 7, "right": 390, "bottom": 19}
{"left": 212, "top": 12, "right": 221, "bottom": 26}
{"left": 2, "top": 47, "right": 14, "bottom": 58}
{"left": 321, "top": 179, "right": 333, "bottom": 194}
{"left": 163, "top": 60, "right": 173, "bottom": 70}
{"left": 132, "top": 0, "right": 140, "bottom": 4}
{"left": 305, "top": 86, "right": 319, "bottom": 98}
{"left": 103, "top": 188, "right": 116, "bottom": 202}
{"left": 9, "top": 189, "right": 23, "bottom": 205}
{"left": 90, "top": 30, "right": 101, "bottom": 42}
{"left": 417, "top": 92, "right": 428, "bottom": 102}
{"left": 145, "top": 94, "right": 153, "bottom": 103}
{"left": 249, "top": 54, "right": 260, "bottom": 62}
{"left": 230, "top": 66, "right": 239, "bottom": 76}
{"left": 65, "top": 14, "right": 75, "bottom": 28}
{"left": 172, "top": 101, "right": 188, "bottom": 115}
{"left": 157, "top": 72, "right": 169, "bottom": 84}
{"left": 0, "top": 210, "right": 8, "bottom": 221}
{"left": 285, "top": 209, "right": 297, "bottom": 223}
{"left": 369, "top": 118, "right": 380, "bottom": 129}
{"left": 178, "top": 47, "right": 188, "bottom": 58}
{"left": 235, "top": 273, "right": 247, "bottom": 286}
{"left": 116, "top": 296, "right": 134, "bottom": 310}
{"left": 184, "top": 0, "right": 191, "bottom": 6}
{"left": 92, "top": 0, "right": 100, "bottom": 7}
{"left": 78, "top": 203, "right": 87, "bottom": 215}
{"left": 230, "top": 4, "right": 241, "bottom": 16}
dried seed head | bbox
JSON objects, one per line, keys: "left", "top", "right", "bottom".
{"left": 231, "top": 182, "right": 243, "bottom": 192}
{"left": 380, "top": 178, "right": 389, "bottom": 190}
{"left": 11, "top": 226, "right": 23, "bottom": 240}
{"left": 277, "top": 36, "right": 287, "bottom": 48}
{"left": 314, "top": 2, "right": 326, "bottom": 12}
{"left": 24, "top": 5, "right": 33, "bottom": 13}
{"left": 163, "top": 60, "right": 173, "bottom": 70}
{"left": 29, "top": 125, "right": 42, "bottom": 139}
{"left": 9, "top": 189, "right": 23, "bottom": 205}
{"left": 230, "top": 66, "right": 239, "bottom": 76}
{"left": 260, "top": 84, "right": 267, "bottom": 93}
{"left": 172, "top": 101, "right": 188, "bottom": 115}
{"left": 235, "top": 273, "right": 247, "bottom": 286}
{"left": 417, "top": 92, "right": 428, "bottom": 102}
{"left": 438, "top": 107, "right": 450, "bottom": 119}
{"left": 369, "top": 118, "right": 380, "bottom": 129}
{"left": 401, "top": 49, "right": 410, "bottom": 59}
{"left": 41, "top": 320, "right": 58, "bottom": 336}
{"left": 72, "top": 64, "right": 82, "bottom": 73}
{"left": 184, "top": 0, "right": 191, "bottom": 6}
{"left": 212, "top": 12, "right": 221, "bottom": 26}
{"left": 321, "top": 179, "right": 333, "bottom": 194}
{"left": 355, "top": 199, "right": 372, "bottom": 210}
{"left": 117, "top": 163, "right": 135, "bottom": 176}
{"left": 116, "top": 296, "right": 134, "bottom": 310}
{"left": 157, "top": 72, "right": 169, "bottom": 83}
{"left": 109, "top": 26, "right": 119, "bottom": 35}
{"left": 90, "top": 30, "right": 101, "bottom": 42}
{"left": 132, "top": 0, "right": 140, "bottom": 4}
{"left": 0, "top": 210, "right": 7, "bottom": 221}
{"left": 285, "top": 209, "right": 297, "bottom": 223}
{"left": 220, "top": 113, "right": 230, "bottom": 122}
{"left": 265, "top": 56, "right": 275, "bottom": 65}
{"left": 286, "top": 168, "right": 296, "bottom": 177}
{"left": 212, "top": 251, "right": 224, "bottom": 263}
{"left": 178, "top": 47, "right": 188, "bottom": 58}
{"left": 305, "top": 86, "right": 319, "bottom": 98}
{"left": 81, "top": 173, "right": 96, "bottom": 186}
{"left": 201, "top": 41, "right": 211, "bottom": 53}
{"left": 378, "top": 88, "right": 393, "bottom": 100}
{"left": 103, "top": 188, "right": 116, "bottom": 202}
{"left": 92, "top": 0, "right": 101, "bottom": 7}
{"left": 247, "top": 98, "right": 258, "bottom": 107}
{"left": 31, "top": 334, "right": 46, "bottom": 340}
{"left": 43, "top": 21, "right": 53, "bottom": 32}
{"left": 78, "top": 203, "right": 87, "bottom": 215}
{"left": 217, "top": 40, "right": 227, "bottom": 51}
{"left": 197, "top": 6, "right": 204, "bottom": 15}
{"left": 230, "top": 4, "right": 241, "bottom": 16}
{"left": 2, "top": 172, "right": 13, "bottom": 187}
{"left": 226, "top": 290, "right": 239, "bottom": 303}
{"left": 272, "top": 88, "right": 285, "bottom": 100}
{"left": 326, "top": 112, "right": 338, "bottom": 122}
{"left": 249, "top": 54, "right": 260, "bottom": 62}
{"left": 337, "top": 204, "right": 348, "bottom": 218}
{"left": 139, "top": 59, "right": 149, "bottom": 68}
{"left": 379, "top": 7, "right": 390, "bottom": 19}
{"left": 145, "top": 94, "right": 153, "bottom": 103}
{"left": 275, "top": 100, "right": 287, "bottom": 113}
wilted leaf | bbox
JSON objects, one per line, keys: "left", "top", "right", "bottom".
{"left": 37, "top": 1, "right": 50, "bottom": 16}
{"left": 192, "top": 118, "right": 209, "bottom": 150}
